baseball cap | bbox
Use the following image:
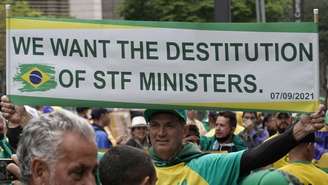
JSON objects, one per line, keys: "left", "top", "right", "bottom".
{"left": 130, "top": 116, "right": 148, "bottom": 128}
{"left": 144, "top": 109, "right": 186, "bottom": 123}
{"left": 240, "top": 169, "right": 302, "bottom": 185}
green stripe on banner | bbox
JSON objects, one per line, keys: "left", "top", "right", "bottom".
{"left": 11, "top": 17, "right": 318, "bottom": 33}
{"left": 9, "top": 95, "right": 316, "bottom": 113}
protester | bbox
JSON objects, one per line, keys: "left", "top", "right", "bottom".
{"left": 186, "top": 110, "right": 207, "bottom": 136}
{"left": 205, "top": 111, "right": 245, "bottom": 137}
{"left": 99, "top": 145, "right": 156, "bottom": 185}
{"left": 207, "top": 111, "right": 218, "bottom": 130}
{"left": 275, "top": 112, "right": 293, "bottom": 134}
{"left": 200, "top": 111, "right": 246, "bottom": 152}
{"left": 76, "top": 107, "right": 92, "bottom": 121}
{"left": 16, "top": 109, "right": 98, "bottom": 185}
{"left": 279, "top": 132, "right": 328, "bottom": 184}
{"left": 266, "top": 112, "right": 293, "bottom": 169}
{"left": 183, "top": 124, "right": 200, "bottom": 145}
{"left": 125, "top": 116, "right": 151, "bottom": 150}
{"left": 238, "top": 112, "right": 269, "bottom": 148}
{"left": 0, "top": 96, "right": 40, "bottom": 151}
{"left": 145, "top": 107, "right": 325, "bottom": 185}
{"left": 262, "top": 113, "right": 277, "bottom": 136}
{"left": 91, "top": 108, "right": 112, "bottom": 149}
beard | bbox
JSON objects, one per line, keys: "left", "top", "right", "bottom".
{"left": 216, "top": 134, "right": 232, "bottom": 143}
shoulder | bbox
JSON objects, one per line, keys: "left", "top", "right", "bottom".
{"left": 200, "top": 136, "right": 215, "bottom": 150}
{"left": 95, "top": 131, "right": 108, "bottom": 139}
{"left": 186, "top": 151, "right": 245, "bottom": 184}
{"left": 125, "top": 138, "right": 137, "bottom": 146}
{"left": 190, "top": 150, "right": 245, "bottom": 166}
{"left": 200, "top": 136, "right": 215, "bottom": 142}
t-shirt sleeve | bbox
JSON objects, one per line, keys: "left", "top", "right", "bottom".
{"left": 187, "top": 150, "right": 245, "bottom": 185}
{"left": 95, "top": 131, "right": 111, "bottom": 149}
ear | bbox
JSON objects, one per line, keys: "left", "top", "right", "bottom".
{"left": 31, "top": 159, "right": 50, "bottom": 184}
{"left": 140, "top": 176, "right": 151, "bottom": 185}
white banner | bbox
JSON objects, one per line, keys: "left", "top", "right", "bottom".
{"left": 6, "top": 18, "right": 320, "bottom": 112}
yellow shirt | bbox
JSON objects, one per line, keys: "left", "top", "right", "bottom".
{"left": 317, "top": 153, "right": 328, "bottom": 169}
{"left": 265, "top": 133, "right": 290, "bottom": 168}
{"left": 280, "top": 161, "right": 328, "bottom": 185}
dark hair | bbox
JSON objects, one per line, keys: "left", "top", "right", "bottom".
{"left": 91, "top": 108, "right": 108, "bottom": 120}
{"left": 208, "top": 111, "right": 218, "bottom": 119}
{"left": 242, "top": 112, "right": 257, "bottom": 119}
{"left": 76, "top": 107, "right": 90, "bottom": 114}
{"left": 263, "top": 113, "right": 273, "bottom": 123}
{"left": 276, "top": 112, "right": 291, "bottom": 119}
{"left": 99, "top": 145, "right": 155, "bottom": 185}
{"left": 185, "top": 124, "right": 200, "bottom": 137}
{"left": 218, "top": 111, "right": 237, "bottom": 128}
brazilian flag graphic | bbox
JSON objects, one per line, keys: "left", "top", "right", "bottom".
{"left": 14, "top": 64, "right": 57, "bottom": 92}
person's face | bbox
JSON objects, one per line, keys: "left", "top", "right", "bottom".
{"left": 215, "top": 116, "right": 233, "bottom": 138}
{"left": 100, "top": 113, "right": 111, "bottom": 126}
{"left": 149, "top": 113, "right": 185, "bottom": 160}
{"left": 132, "top": 126, "right": 148, "bottom": 141}
{"left": 242, "top": 112, "right": 256, "bottom": 129}
{"left": 266, "top": 117, "right": 277, "bottom": 131}
{"left": 276, "top": 115, "right": 292, "bottom": 133}
{"left": 48, "top": 132, "right": 97, "bottom": 185}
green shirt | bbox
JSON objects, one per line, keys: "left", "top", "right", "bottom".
{"left": 200, "top": 135, "right": 247, "bottom": 153}
{"left": 150, "top": 143, "right": 244, "bottom": 185}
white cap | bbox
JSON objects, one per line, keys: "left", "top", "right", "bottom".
{"left": 130, "top": 116, "right": 148, "bottom": 128}
{"left": 313, "top": 9, "right": 319, "bottom": 15}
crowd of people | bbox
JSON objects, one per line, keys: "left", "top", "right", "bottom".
{"left": 0, "top": 95, "right": 327, "bottom": 185}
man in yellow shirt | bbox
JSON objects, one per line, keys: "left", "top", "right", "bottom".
{"left": 279, "top": 133, "right": 328, "bottom": 185}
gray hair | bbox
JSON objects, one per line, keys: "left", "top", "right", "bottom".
{"left": 17, "top": 109, "right": 95, "bottom": 184}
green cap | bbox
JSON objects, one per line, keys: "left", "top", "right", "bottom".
{"left": 144, "top": 109, "right": 186, "bottom": 123}
{"left": 240, "top": 169, "right": 302, "bottom": 185}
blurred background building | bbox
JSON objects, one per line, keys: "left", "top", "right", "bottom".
{"left": 26, "top": 0, "right": 122, "bottom": 19}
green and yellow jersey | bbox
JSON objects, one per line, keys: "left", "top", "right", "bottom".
{"left": 279, "top": 161, "right": 328, "bottom": 185}
{"left": 150, "top": 143, "right": 244, "bottom": 185}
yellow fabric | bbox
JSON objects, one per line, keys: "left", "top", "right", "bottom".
{"left": 155, "top": 162, "right": 208, "bottom": 185}
{"left": 264, "top": 132, "right": 279, "bottom": 142}
{"left": 317, "top": 153, "right": 328, "bottom": 168}
{"left": 234, "top": 124, "right": 245, "bottom": 135}
{"left": 236, "top": 111, "right": 243, "bottom": 127}
{"left": 265, "top": 133, "right": 290, "bottom": 168}
{"left": 205, "top": 128, "right": 215, "bottom": 137}
{"left": 104, "top": 126, "right": 117, "bottom": 146}
{"left": 280, "top": 162, "right": 328, "bottom": 185}
{"left": 272, "top": 155, "right": 290, "bottom": 169}
{"left": 320, "top": 125, "right": 328, "bottom": 131}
